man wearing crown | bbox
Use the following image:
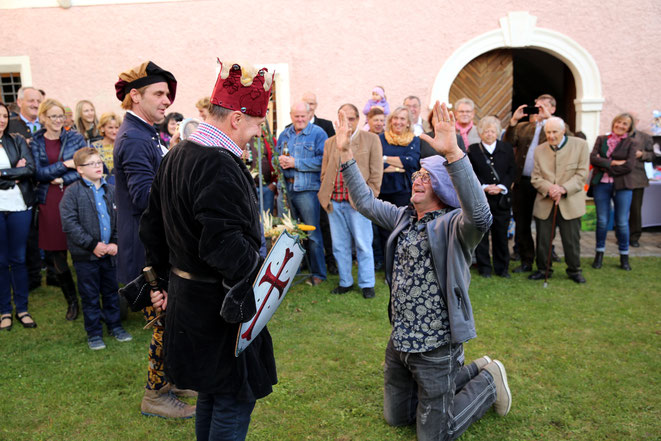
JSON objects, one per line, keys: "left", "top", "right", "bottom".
{"left": 140, "top": 61, "right": 278, "bottom": 440}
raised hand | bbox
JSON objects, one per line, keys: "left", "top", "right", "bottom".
{"left": 510, "top": 104, "right": 528, "bottom": 126}
{"left": 336, "top": 109, "right": 354, "bottom": 163}
{"left": 419, "top": 101, "right": 463, "bottom": 163}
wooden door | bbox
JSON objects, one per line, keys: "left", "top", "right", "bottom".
{"left": 449, "top": 49, "right": 513, "bottom": 128}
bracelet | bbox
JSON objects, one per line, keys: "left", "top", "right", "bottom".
{"left": 383, "top": 155, "right": 387, "bottom": 162}
{"left": 340, "top": 158, "right": 356, "bottom": 171}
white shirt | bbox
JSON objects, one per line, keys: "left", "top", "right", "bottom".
{"left": 0, "top": 146, "right": 28, "bottom": 211}
{"left": 412, "top": 116, "right": 425, "bottom": 137}
{"left": 522, "top": 120, "right": 546, "bottom": 177}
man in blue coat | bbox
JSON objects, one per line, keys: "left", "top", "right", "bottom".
{"left": 113, "top": 61, "right": 194, "bottom": 419}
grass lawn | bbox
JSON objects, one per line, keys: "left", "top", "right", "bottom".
{"left": 1, "top": 257, "right": 659, "bottom": 440}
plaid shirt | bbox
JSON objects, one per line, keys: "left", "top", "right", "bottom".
{"left": 188, "top": 122, "right": 242, "bottom": 157}
{"left": 331, "top": 163, "right": 350, "bottom": 202}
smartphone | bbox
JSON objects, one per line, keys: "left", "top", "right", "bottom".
{"left": 526, "top": 105, "right": 539, "bottom": 115}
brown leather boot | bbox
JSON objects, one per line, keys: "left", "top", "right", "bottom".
{"left": 141, "top": 388, "right": 195, "bottom": 419}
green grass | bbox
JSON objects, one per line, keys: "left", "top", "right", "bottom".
{"left": 1, "top": 257, "right": 659, "bottom": 440}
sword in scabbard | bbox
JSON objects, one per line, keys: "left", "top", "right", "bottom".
{"left": 143, "top": 266, "right": 164, "bottom": 329}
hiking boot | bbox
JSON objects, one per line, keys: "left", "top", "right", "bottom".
{"left": 472, "top": 355, "right": 492, "bottom": 371}
{"left": 110, "top": 327, "right": 133, "bottom": 342}
{"left": 141, "top": 388, "right": 195, "bottom": 419}
{"left": 88, "top": 336, "right": 106, "bottom": 351}
{"left": 484, "top": 360, "right": 512, "bottom": 416}
{"left": 170, "top": 384, "right": 198, "bottom": 398}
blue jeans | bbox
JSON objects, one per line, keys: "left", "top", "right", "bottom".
{"left": 384, "top": 338, "right": 496, "bottom": 441}
{"left": 196, "top": 392, "right": 255, "bottom": 441}
{"left": 328, "top": 201, "right": 375, "bottom": 288}
{"left": 593, "top": 183, "right": 633, "bottom": 254}
{"left": 0, "top": 210, "right": 32, "bottom": 315}
{"left": 282, "top": 183, "right": 326, "bottom": 280}
{"left": 258, "top": 184, "right": 275, "bottom": 216}
{"left": 73, "top": 258, "right": 122, "bottom": 338}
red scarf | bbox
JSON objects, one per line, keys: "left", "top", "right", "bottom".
{"left": 456, "top": 121, "right": 473, "bottom": 147}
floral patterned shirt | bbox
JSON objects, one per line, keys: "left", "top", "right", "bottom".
{"left": 390, "top": 209, "right": 451, "bottom": 353}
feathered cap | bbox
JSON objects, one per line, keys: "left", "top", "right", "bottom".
{"left": 210, "top": 60, "right": 274, "bottom": 118}
{"left": 114, "top": 61, "right": 177, "bottom": 103}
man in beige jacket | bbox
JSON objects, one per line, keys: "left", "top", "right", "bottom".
{"left": 530, "top": 117, "right": 589, "bottom": 283}
{"left": 318, "top": 103, "right": 383, "bottom": 298}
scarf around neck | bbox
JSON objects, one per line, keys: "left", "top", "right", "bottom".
{"left": 456, "top": 121, "right": 474, "bottom": 147}
{"left": 606, "top": 132, "right": 627, "bottom": 157}
{"left": 385, "top": 129, "right": 414, "bottom": 146}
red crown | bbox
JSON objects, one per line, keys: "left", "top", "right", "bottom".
{"left": 210, "top": 60, "right": 273, "bottom": 118}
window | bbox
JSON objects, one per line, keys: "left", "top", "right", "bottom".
{"left": 1, "top": 72, "right": 22, "bottom": 103}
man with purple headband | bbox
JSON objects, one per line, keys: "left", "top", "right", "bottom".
{"left": 336, "top": 101, "right": 512, "bottom": 440}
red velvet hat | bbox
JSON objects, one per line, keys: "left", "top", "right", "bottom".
{"left": 210, "top": 60, "right": 274, "bottom": 118}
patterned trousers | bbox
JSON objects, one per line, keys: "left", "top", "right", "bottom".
{"left": 144, "top": 306, "right": 167, "bottom": 390}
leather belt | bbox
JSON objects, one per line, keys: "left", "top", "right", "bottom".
{"left": 171, "top": 267, "right": 219, "bottom": 283}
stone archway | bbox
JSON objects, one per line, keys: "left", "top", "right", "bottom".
{"left": 430, "top": 11, "right": 604, "bottom": 144}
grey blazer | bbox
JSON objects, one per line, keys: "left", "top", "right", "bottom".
{"left": 342, "top": 155, "right": 491, "bottom": 344}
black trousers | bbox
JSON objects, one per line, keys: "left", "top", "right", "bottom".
{"left": 25, "top": 210, "right": 42, "bottom": 287}
{"left": 511, "top": 177, "right": 537, "bottom": 266}
{"left": 629, "top": 187, "right": 644, "bottom": 242}
{"left": 475, "top": 205, "right": 510, "bottom": 275}
{"left": 534, "top": 209, "right": 582, "bottom": 276}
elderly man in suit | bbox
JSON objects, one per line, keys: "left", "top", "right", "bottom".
{"left": 318, "top": 103, "right": 383, "bottom": 299}
{"left": 529, "top": 116, "right": 589, "bottom": 284}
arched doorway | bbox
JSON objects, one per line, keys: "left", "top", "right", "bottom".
{"left": 449, "top": 48, "right": 577, "bottom": 132}
{"left": 431, "top": 11, "right": 604, "bottom": 144}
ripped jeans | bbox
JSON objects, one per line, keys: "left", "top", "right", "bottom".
{"left": 383, "top": 338, "right": 496, "bottom": 441}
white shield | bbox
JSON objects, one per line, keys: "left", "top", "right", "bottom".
{"left": 235, "top": 230, "right": 305, "bottom": 356}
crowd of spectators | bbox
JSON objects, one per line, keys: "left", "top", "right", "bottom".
{"left": 0, "top": 84, "right": 654, "bottom": 338}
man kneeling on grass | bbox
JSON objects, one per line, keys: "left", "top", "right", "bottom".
{"left": 336, "top": 102, "right": 511, "bottom": 440}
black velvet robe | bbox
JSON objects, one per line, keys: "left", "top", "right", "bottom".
{"left": 140, "top": 140, "right": 277, "bottom": 400}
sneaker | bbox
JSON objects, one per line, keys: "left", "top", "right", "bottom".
{"left": 88, "top": 336, "right": 106, "bottom": 350}
{"left": 484, "top": 360, "right": 512, "bottom": 416}
{"left": 111, "top": 327, "right": 133, "bottom": 342}
{"left": 141, "top": 388, "right": 195, "bottom": 419}
{"left": 473, "top": 355, "right": 492, "bottom": 371}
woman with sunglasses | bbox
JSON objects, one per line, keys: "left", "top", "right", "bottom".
{"left": 31, "top": 98, "right": 86, "bottom": 321}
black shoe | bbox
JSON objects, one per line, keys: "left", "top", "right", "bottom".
{"left": 512, "top": 264, "right": 532, "bottom": 273}
{"left": 528, "top": 270, "right": 549, "bottom": 280}
{"left": 479, "top": 272, "right": 492, "bottom": 278}
{"left": 16, "top": 312, "right": 37, "bottom": 328}
{"left": 510, "top": 252, "right": 521, "bottom": 262}
{"left": 620, "top": 254, "right": 632, "bottom": 271}
{"left": 630, "top": 240, "right": 640, "bottom": 248}
{"left": 568, "top": 273, "right": 586, "bottom": 284}
{"left": 592, "top": 251, "right": 604, "bottom": 269}
{"left": 497, "top": 272, "right": 511, "bottom": 279}
{"left": 330, "top": 285, "right": 353, "bottom": 294}
{"left": 362, "top": 287, "right": 375, "bottom": 299}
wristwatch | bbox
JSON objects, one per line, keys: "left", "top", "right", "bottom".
{"left": 340, "top": 158, "right": 356, "bottom": 171}
{"left": 383, "top": 155, "right": 387, "bottom": 162}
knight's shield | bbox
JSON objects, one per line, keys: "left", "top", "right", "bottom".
{"left": 235, "top": 230, "right": 305, "bottom": 356}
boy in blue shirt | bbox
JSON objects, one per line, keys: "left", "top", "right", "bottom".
{"left": 60, "top": 147, "right": 131, "bottom": 350}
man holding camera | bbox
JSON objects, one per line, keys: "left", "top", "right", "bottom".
{"left": 505, "top": 94, "right": 562, "bottom": 274}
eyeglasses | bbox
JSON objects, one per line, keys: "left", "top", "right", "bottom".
{"left": 47, "top": 115, "right": 66, "bottom": 121}
{"left": 80, "top": 161, "right": 104, "bottom": 167}
{"left": 411, "top": 171, "right": 431, "bottom": 184}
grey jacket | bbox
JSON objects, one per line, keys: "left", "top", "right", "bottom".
{"left": 60, "top": 180, "right": 117, "bottom": 263}
{"left": 342, "top": 155, "right": 492, "bottom": 344}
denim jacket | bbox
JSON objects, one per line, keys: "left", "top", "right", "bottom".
{"left": 275, "top": 122, "right": 327, "bottom": 192}
{"left": 342, "top": 155, "right": 492, "bottom": 344}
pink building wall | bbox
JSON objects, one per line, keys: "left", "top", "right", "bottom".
{"left": 2, "top": 0, "right": 660, "bottom": 137}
